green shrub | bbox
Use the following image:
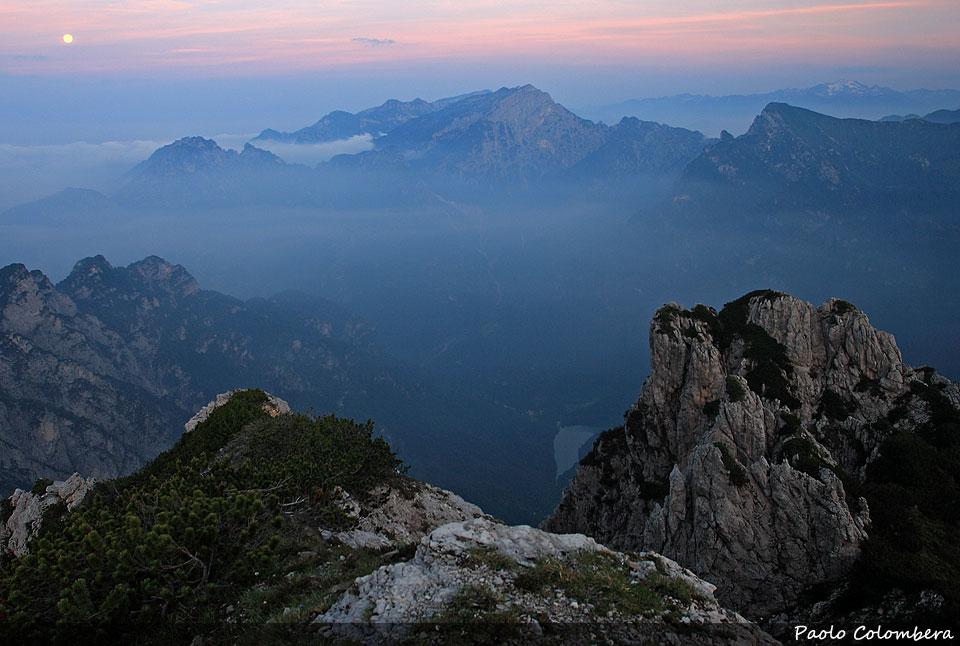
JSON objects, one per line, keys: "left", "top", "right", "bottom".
{"left": 580, "top": 426, "right": 627, "bottom": 468}
{"left": 441, "top": 584, "right": 501, "bottom": 620}
{"left": 31, "top": 478, "right": 53, "bottom": 496}
{"left": 855, "top": 377, "right": 884, "bottom": 397}
{"left": 637, "top": 479, "right": 670, "bottom": 501}
{"left": 780, "top": 412, "right": 803, "bottom": 435}
{"left": 654, "top": 304, "right": 680, "bottom": 335}
{"left": 462, "top": 546, "right": 516, "bottom": 572}
{"left": 690, "top": 304, "right": 719, "bottom": 332}
{"left": 725, "top": 376, "right": 746, "bottom": 403}
{"left": 832, "top": 300, "right": 858, "bottom": 316}
{"left": 714, "top": 290, "right": 784, "bottom": 352}
{"left": 714, "top": 443, "right": 748, "bottom": 487}
{"left": 432, "top": 585, "right": 523, "bottom": 644}
{"left": 682, "top": 325, "right": 700, "bottom": 339}
{"left": 709, "top": 291, "right": 799, "bottom": 409}
{"left": 844, "top": 415, "right": 960, "bottom": 620}
{"left": 240, "top": 412, "right": 404, "bottom": 507}
{"left": 746, "top": 360, "right": 800, "bottom": 409}
{"left": 818, "top": 389, "right": 851, "bottom": 421}
{"left": 703, "top": 399, "right": 721, "bottom": 417}
{"left": 782, "top": 436, "right": 828, "bottom": 479}
{"left": 907, "top": 380, "right": 960, "bottom": 449}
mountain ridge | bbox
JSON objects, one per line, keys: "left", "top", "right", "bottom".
{"left": 251, "top": 90, "right": 493, "bottom": 144}
{"left": 581, "top": 79, "right": 960, "bottom": 136}
{"left": 666, "top": 101, "right": 960, "bottom": 232}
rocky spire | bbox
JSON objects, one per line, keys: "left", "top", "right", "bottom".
{"left": 544, "top": 290, "right": 960, "bottom": 618}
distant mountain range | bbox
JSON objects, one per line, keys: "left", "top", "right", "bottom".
{"left": 252, "top": 90, "right": 492, "bottom": 144}
{"left": 0, "top": 255, "right": 558, "bottom": 523}
{"left": 112, "top": 137, "right": 317, "bottom": 207}
{"left": 663, "top": 102, "right": 960, "bottom": 234}
{"left": 0, "top": 85, "right": 708, "bottom": 212}
{"left": 252, "top": 84, "right": 710, "bottom": 183}
{"left": 881, "top": 107, "right": 960, "bottom": 124}
{"left": 580, "top": 80, "right": 960, "bottom": 137}
{"left": 4, "top": 80, "right": 958, "bottom": 217}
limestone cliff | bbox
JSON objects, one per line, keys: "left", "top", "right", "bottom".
{"left": 544, "top": 290, "right": 960, "bottom": 619}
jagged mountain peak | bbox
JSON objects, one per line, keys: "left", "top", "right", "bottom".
{"left": 0, "top": 263, "right": 34, "bottom": 284}
{"left": 71, "top": 253, "right": 113, "bottom": 274}
{"left": 128, "top": 137, "right": 283, "bottom": 179}
{"left": 169, "top": 135, "right": 219, "bottom": 149}
{"left": 481, "top": 83, "right": 554, "bottom": 105}
{"left": 745, "top": 102, "right": 819, "bottom": 135}
{"left": 126, "top": 256, "right": 199, "bottom": 297}
{"left": 372, "top": 83, "right": 610, "bottom": 178}
{"left": 59, "top": 254, "right": 199, "bottom": 302}
{"left": 0, "top": 263, "right": 58, "bottom": 300}
{"left": 129, "top": 136, "right": 230, "bottom": 177}
{"left": 546, "top": 290, "right": 960, "bottom": 623}
{"left": 240, "top": 141, "right": 282, "bottom": 161}
{"left": 59, "top": 254, "right": 116, "bottom": 299}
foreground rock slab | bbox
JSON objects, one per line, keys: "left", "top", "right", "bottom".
{"left": 315, "top": 517, "right": 777, "bottom": 645}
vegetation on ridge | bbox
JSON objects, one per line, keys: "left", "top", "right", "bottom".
{"left": 0, "top": 389, "right": 404, "bottom": 641}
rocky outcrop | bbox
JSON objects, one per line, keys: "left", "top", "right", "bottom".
{"left": 1, "top": 473, "right": 95, "bottom": 557}
{"left": 316, "top": 516, "right": 776, "bottom": 645}
{"left": 322, "top": 480, "right": 486, "bottom": 549}
{"left": 544, "top": 290, "right": 960, "bottom": 618}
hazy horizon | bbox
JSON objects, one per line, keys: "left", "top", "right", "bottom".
{"left": 2, "top": 0, "right": 959, "bottom": 146}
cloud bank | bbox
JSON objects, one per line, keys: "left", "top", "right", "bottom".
{"left": 250, "top": 134, "right": 375, "bottom": 166}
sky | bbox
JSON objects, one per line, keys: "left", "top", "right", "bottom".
{"left": 0, "top": 0, "right": 958, "bottom": 145}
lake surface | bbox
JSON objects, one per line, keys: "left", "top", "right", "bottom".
{"left": 553, "top": 425, "right": 601, "bottom": 478}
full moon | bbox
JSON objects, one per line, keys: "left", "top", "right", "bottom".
{"left": 62, "top": 34, "right": 73, "bottom": 44}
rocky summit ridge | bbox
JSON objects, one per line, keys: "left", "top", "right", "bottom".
{"left": 544, "top": 290, "right": 960, "bottom": 624}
